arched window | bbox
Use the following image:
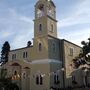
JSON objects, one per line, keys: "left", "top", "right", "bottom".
{"left": 69, "top": 47, "right": 74, "bottom": 56}
{"left": 39, "top": 24, "right": 42, "bottom": 32}
{"left": 14, "top": 71, "right": 17, "bottom": 75}
{"left": 26, "top": 52, "right": 27, "bottom": 58}
{"left": 36, "top": 76, "right": 39, "bottom": 85}
{"left": 36, "top": 75, "right": 43, "bottom": 85}
{"left": 13, "top": 71, "right": 17, "bottom": 80}
{"left": 72, "top": 75, "right": 75, "bottom": 82}
{"left": 23, "top": 73, "right": 26, "bottom": 79}
{"left": 23, "top": 52, "right": 25, "bottom": 58}
{"left": 51, "top": 24, "right": 53, "bottom": 32}
{"left": 12, "top": 54, "right": 16, "bottom": 60}
{"left": 40, "top": 75, "right": 43, "bottom": 85}
{"left": 54, "top": 74, "right": 59, "bottom": 84}
{"left": 39, "top": 43, "right": 42, "bottom": 51}
{"left": 12, "top": 54, "right": 14, "bottom": 59}
{"left": 72, "top": 75, "right": 77, "bottom": 84}
{"left": 23, "top": 52, "right": 28, "bottom": 58}
{"left": 53, "top": 43, "right": 56, "bottom": 52}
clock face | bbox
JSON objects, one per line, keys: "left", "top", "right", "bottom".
{"left": 48, "top": 6, "right": 54, "bottom": 18}
{"left": 37, "top": 4, "right": 44, "bottom": 18}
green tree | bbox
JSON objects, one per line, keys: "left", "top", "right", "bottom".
{"left": 27, "top": 41, "right": 32, "bottom": 47}
{"left": 0, "top": 69, "right": 19, "bottom": 90}
{"left": 1, "top": 41, "right": 10, "bottom": 64}
{"left": 73, "top": 38, "right": 90, "bottom": 68}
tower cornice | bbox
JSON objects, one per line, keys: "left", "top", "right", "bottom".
{"left": 47, "top": 15, "right": 58, "bottom": 22}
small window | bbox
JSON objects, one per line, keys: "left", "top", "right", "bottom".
{"left": 36, "top": 76, "right": 39, "bottom": 85}
{"left": 72, "top": 76, "right": 75, "bottom": 81}
{"left": 26, "top": 52, "right": 27, "bottom": 58}
{"left": 23, "top": 52, "right": 28, "bottom": 58}
{"left": 39, "top": 24, "right": 42, "bottom": 32}
{"left": 72, "top": 75, "right": 77, "bottom": 84}
{"left": 23, "top": 52, "right": 25, "bottom": 58}
{"left": 51, "top": 24, "right": 54, "bottom": 32}
{"left": 40, "top": 75, "right": 43, "bottom": 85}
{"left": 54, "top": 74, "right": 59, "bottom": 84}
{"left": 23, "top": 73, "right": 26, "bottom": 79}
{"left": 12, "top": 54, "right": 14, "bottom": 59}
{"left": 36, "top": 75, "right": 43, "bottom": 85}
{"left": 15, "top": 54, "right": 16, "bottom": 58}
{"left": 12, "top": 54, "right": 16, "bottom": 60}
{"left": 69, "top": 47, "right": 74, "bottom": 56}
{"left": 14, "top": 71, "right": 17, "bottom": 75}
{"left": 53, "top": 43, "right": 56, "bottom": 52}
{"left": 39, "top": 43, "right": 42, "bottom": 51}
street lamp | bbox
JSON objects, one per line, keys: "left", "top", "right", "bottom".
{"left": 61, "top": 68, "right": 65, "bottom": 89}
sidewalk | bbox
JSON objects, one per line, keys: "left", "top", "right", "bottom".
{"left": 73, "top": 87, "right": 90, "bottom": 90}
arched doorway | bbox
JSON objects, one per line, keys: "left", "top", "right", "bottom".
{"left": 10, "top": 63, "right": 21, "bottom": 90}
{"left": 21, "top": 67, "right": 30, "bottom": 90}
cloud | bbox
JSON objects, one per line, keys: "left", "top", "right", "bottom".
{"left": 11, "top": 29, "right": 33, "bottom": 49}
{"left": 59, "top": 28, "right": 90, "bottom": 46}
{"left": 19, "top": 16, "right": 33, "bottom": 23}
{"left": 57, "top": 0, "right": 90, "bottom": 28}
{"left": 58, "top": 15, "right": 90, "bottom": 28}
{"left": 0, "top": 31, "right": 14, "bottom": 39}
{"left": 57, "top": 0, "right": 90, "bottom": 46}
{"left": 0, "top": 4, "right": 33, "bottom": 50}
{"left": 0, "top": 0, "right": 90, "bottom": 52}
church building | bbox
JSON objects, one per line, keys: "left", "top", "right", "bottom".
{"left": 2, "top": 0, "right": 88, "bottom": 90}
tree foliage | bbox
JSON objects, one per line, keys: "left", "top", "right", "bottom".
{"left": 73, "top": 38, "right": 90, "bottom": 68}
{"left": 1, "top": 41, "right": 10, "bottom": 64}
{"left": 0, "top": 69, "right": 19, "bottom": 90}
{"left": 27, "top": 41, "right": 32, "bottom": 47}
{"left": 81, "top": 38, "right": 90, "bottom": 57}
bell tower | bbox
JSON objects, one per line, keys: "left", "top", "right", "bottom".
{"left": 33, "top": 0, "right": 58, "bottom": 60}
{"left": 31, "top": 1, "right": 61, "bottom": 90}
{"left": 34, "top": 0, "right": 57, "bottom": 38}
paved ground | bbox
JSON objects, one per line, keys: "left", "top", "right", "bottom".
{"left": 72, "top": 87, "right": 90, "bottom": 90}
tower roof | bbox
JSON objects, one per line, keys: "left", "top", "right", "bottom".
{"left": 49, "top": 0, "right": 56, "bottom": 7}
{"left": 36, "top": 0, "right": 56, "bottom": 7}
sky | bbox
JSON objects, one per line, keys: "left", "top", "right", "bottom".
{"left": 0, "top": 0, "right": 90, "bottom": 52}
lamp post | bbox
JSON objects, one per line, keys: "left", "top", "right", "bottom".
{"left": 61, "top": 68, "right": 65, "bottom": 90}
{"left": 82, "top": 65, "right": 89, "bottom": 87}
